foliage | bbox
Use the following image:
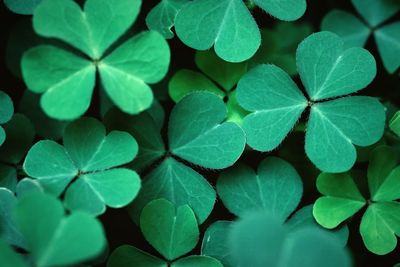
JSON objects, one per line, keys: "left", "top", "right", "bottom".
{"left": 1, "top": 0, "right": 399, "bottom": 266}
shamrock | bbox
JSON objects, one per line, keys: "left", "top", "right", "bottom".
{"left": 202, "top": 156, "right": 350, "bottom": 267}
{"left": 0, "top": 192, "right": 107, "bottom": 267}
{"left": 321, "top": 0, "right": 400, "bottom": 73}
{"left": 3, "top": 0, "right": 42, "bottom": 15}
{"left": 21, "top": 0, "right": 170, "bottom": 120}
{"left": 174, "top": 0, "right": 307, "bottom": 62}
{"left": 104, "top": 91, "right": 246, "bottom": 223}
{"left": 0, "top": 114, "right": 35, "bottom": 191}
{"left": 0, "top": 91, "right": 14, "bottom": 146}
{"left": 313, "top": 146, "right": 400, "bottom": 255}
{"left": 168, "top": 50, "right": 248, "bottom": 124}
{"left": 248, "top": 22, "right": 313, "bottom": 76}
{"left": 146, "top": 0, "right": 189, "bottom": 39}
{"left": 108, "top": 199, "right": 223, "bottom": 267}
{"left": 23, "top": 117, "right": 141, "bottom": 215}
{"left": 236, "top": 31, "right": 385, "bottom": 172}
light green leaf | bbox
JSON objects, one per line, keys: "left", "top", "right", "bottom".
{"left": 201, "top": 221, "right": 236, "bottom": 267}
{"left": 0, "top": 241, "right": 27, "bottom": 267}
{"left": 140, "top": 199, "right": 199, "bottom": 261}
{"left": 3, "top": 0, "right": 42, "bottom": 15}
{"left": 360, "top": 202, "right": 400, "bottom": 255}
{"left": 22, "top": 45, "right": 96, "bottom": 120}
{"left": 23, "top": 140, "right": 78, "bottom": 195}
{"left": 313, "top": 173, "right": 366, "bottom": 229}
{"left": 172, "top": 256, "right": 223, "bottom": 267}
{"left": 129, "top": 158, "right": 216, "bottom": 224}
{"left": 65, "top": 168, "right": 140, "bottom": 214}
{"left": 305, "top": 96, "right": 385, "bottom": 172}
{"left": 0, "top": 188, "right": 25, "bottom": 249}
{"left": 253, "top": 0, "right": 306, "bottom": 21}
{"left": 14, "top": 193, "right": 106, "bottom": 266}
{"left": 33, "top": 0, "right": 141, "bottom": 59}
{"left": 104, "top": 109, "right": 165, "bottom": 171}
{"left": 169, "top": 92, "right": 245, "bottom": 169}
{"left": 195, "top": 50, "right": 248, "bottom": 91}
{"left": 352, "top": 0, "right": 400, "bottom": 27}
{"left": 168, "top": 69, "right": 223, "bottom": 102}
{"left": 236, "top": 64, "right": 307, "bottom": 151}
{"left": 374, "top": 21, "right": 400, "bottom": 74}
{"left": 297, "top": 31, "right": 376, "bottom": 101}
{"left": 175, "top": 0, "right": 260, "bottom": 62}
{"left": 63, "top": 117, "right": 138, "bottom": 172}
{"left": 217, "top": 157, "right": 303, "bottom": 221}
{"left": 321, "top": 10, "right": 370, "bottom": 48}
{"left": 107, "top": 245, "right": 167, "bottom": 267}
{"left": 368, "top": 146, "right": 398, "bottom": 201}
{"left": 99, "top": 31, "right": 170, "bottom": 114}
{"left": 146, "top": 0, "right": 188, "bottom": 39}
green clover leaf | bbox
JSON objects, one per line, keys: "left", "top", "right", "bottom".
{"left": 249, "top": 22, "right": 313, "bottom": 75}
{"left": 168, "top": 50, "right": 248, "bottom": 124}
{"left": 3, "top": 0, "right": 42, "bottom": 15}
{"left": 0, "top": 91, "right": 14, "bottom": 147}
{"left": 146, "top": 0, "right": 189, "bottom": 39}
{"left": 105, "top": 92, "right": 245, "bottom": 223}
{"left": 23, "top": 117, "right": 141, "bottom": 215}
{"left": 21, "top": 0, "right": 170, "bottom": 120}
{"left": 228, "top": 212, "right": 351, "bottom": 267}
{"left": 107, "top": 199, "right": 223, "bottom": 267}
{"left": 174, "top": 0, "right": 306, "bottom": 62}
{"left": 236, "top": 31, "right": 385, "bottom": 172}
{"left": 217, "top": 157, "right": 303, "bottom": 222}
{"left": 0, "top": 240, "right": 27, "bottom": 267}
{"left": 14, "top": 192, "right": 106, "bottom": 266}
{"left": 204, "top": 157, "right": 349, "bottom": 267}
{"left": 321, "top": 0, "right": 400, "bottom": 73}
{"left": 313, "top": 146, "right": 400, "bottom": 255}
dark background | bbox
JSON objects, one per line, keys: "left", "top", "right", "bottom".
{"left": 1, "top": 0, "right": 399, "bottom": 266}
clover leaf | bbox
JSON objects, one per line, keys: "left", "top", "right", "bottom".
{"left": 313, "top": 145, "right": 400, "bottom": 255}
{"left": 0, "top": 240, "right": 27, "bottom": 267}
{"left": 321, "top": 0, "right": 400, "bottom": 73}
{"left": 236, "top": 31, "right": 385, "bottom": 172}
{"left": 146, "top": 0, "right": 189, "bottom": 39}
{"left": 169, "top": 50, "right": 248, "bottom": 124}
{"left": 21, "top": 0, "right": 170, "bottom": 120}
{"left": 107, "top": 199, "right": 223, "bottom": 267}
{"left": 0, "top": 91, "right": 14, "bottom": 147}
{"left": 0, "top": 114, "right": 35, "bottom": 191}
{"left": 105, "top": 92, "right": 245, "bottom": 223}
{"left": 174, "top": 0, "right": 306, "bottom": 62}
{"left": 203, "top": 157, "right": 349, "bottom": 266}
{"left": 249, "top": 22, "right": 313, "bottom": 75}
{"left": 228, "top": 212, "right": 351, "bottom": 267}
{"left": 14, "top": 192, "right": 106, "bottom": 266}
{"left": 23, "top": 117, "right": 141, "bottom": 215}
{"left": 3, "top": 0, "right": 42, "bottom": 15}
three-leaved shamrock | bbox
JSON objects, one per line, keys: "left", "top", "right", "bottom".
{"left": 0, "top": 91, "right": 14, "bottom": 146}
{"left": 23, "top": 117, "right": 141, "bottom": 215}
{"left": 169, "top": 50, "right": 248, "bottom": 124}
{"left": 174, "top": 0, "right": 307, "bottom": 62}
{"left": 105, "top": 91, "right": 246, "bottom": 224}
{"left": 108, "top": 199, "right": 223, "bottom": 267}
{"left": 22, "top": 0, "right": 170, "bottom": 120}
{"left": 202, "top": 156, "right": 350, "bottom": 267}
{"left": 0, "top": 192, "right": 107, "bottom": 267}
{"left": 236, "top": 31, "right": 385, "bottom": 172}
{"left": 321, "top": 0, "right": 400, "bottom": 73}
{"left": 313, "top": 146, "right": 400, "bottom": 255}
